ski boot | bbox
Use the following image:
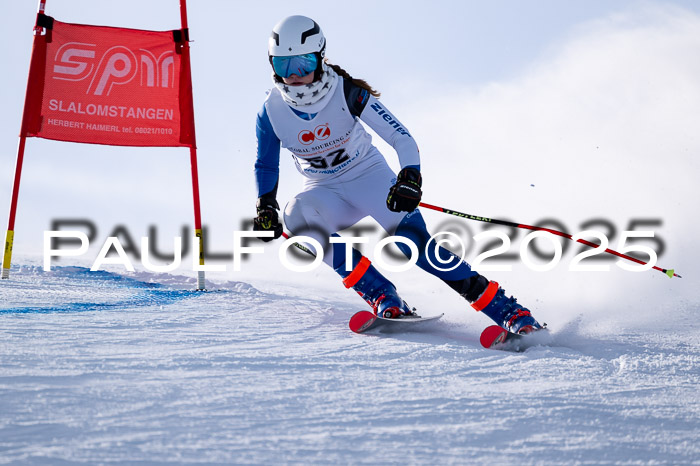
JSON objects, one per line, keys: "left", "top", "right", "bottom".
{"left": 471, "top": 281, "right": 543, "bottom": 334}
{"left": 341, "top": 256, "right": 415, "bottom": 318}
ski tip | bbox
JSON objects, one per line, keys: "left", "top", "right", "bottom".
{"left": 349, "top": 310, "right": 377, "bottom": 333}
{"left": 480, "top": 325, "right": 508, "bottom": 349}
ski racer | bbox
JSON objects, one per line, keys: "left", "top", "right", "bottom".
{"left": 253, "top": 15, "right": 543, "bottom": 334}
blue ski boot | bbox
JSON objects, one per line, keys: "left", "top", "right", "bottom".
{"left": 471, "top": 281, "right": 543, "bottom": 334}
{"left": 341, "top": 256, "right": 415, "bottom": 318}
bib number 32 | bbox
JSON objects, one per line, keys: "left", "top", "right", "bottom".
{"left": 307, "top": 148, "right": 349, "bottom": 169}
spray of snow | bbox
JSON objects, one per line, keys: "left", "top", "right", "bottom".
{"left": 2, "top": 4, "right": 699, "bottom": 464}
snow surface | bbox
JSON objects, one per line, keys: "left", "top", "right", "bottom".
{"left": 2, "top": 3, "right": 700, "bottom": 464}
{"left": 1, "top": 258, "right": 698, "bottom": 464}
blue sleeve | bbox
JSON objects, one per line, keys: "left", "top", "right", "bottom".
{"left": 255, "top": 104, "right": 281, "bottom": 199}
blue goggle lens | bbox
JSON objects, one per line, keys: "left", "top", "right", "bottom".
{"left": 272, "top": 53, "right": 318, "bottom": 78}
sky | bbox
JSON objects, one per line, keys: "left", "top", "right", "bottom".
{"left": 1, "top": 0, "right": 699, "bottom": 313}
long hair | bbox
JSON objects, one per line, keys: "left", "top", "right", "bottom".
{"left": 324, "top": 59, "right": 381, "bottom": 97}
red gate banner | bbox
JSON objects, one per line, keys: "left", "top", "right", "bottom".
{"left": 22, "top": 15, "right": 196, "bottom": 147}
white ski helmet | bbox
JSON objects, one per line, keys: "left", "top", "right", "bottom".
{"left": 268, "top": 15, "right": 326, "bottom": 58}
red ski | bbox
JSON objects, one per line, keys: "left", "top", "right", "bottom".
{"left": 480, "top": 325, "right": 550, "bottom": 352}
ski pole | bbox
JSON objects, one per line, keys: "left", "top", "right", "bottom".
{"left": 418, "top": 202, "right": 681, "bottom": 279}
{"left": 281, "top": 232, "right": 316, "bottom": 256}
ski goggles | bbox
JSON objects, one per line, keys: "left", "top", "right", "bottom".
{"left": 271, "top": 53, "right": 318, "bottom": 78}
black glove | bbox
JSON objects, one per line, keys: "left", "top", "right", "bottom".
{"left": 253, "top": 197, "right": 283, "bottom": 242}
{"left": 387, "top": 167, "right": 422, "bottom": 212}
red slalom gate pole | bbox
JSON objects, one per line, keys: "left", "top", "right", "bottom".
{"left": 2, "top": 0, "right": 48, "bottom": 279}
{"left": 178, "top": 0, "right": 206, "bottom": 290}
{"left": 418, "top": 202, "right": 681, "bottom": 279}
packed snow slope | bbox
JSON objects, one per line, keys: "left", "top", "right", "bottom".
{"left": 1, "top": 260, "right": 698, "bottom": 464}
{"left": 1, "top": 4, "right": 700, "bottom": 464}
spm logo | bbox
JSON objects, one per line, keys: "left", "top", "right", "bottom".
{"left": 298, "top": 124, "right": 331, "bottom": 145}
{"left": 52, "top": 42, "right": 175, "bottom": 96}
